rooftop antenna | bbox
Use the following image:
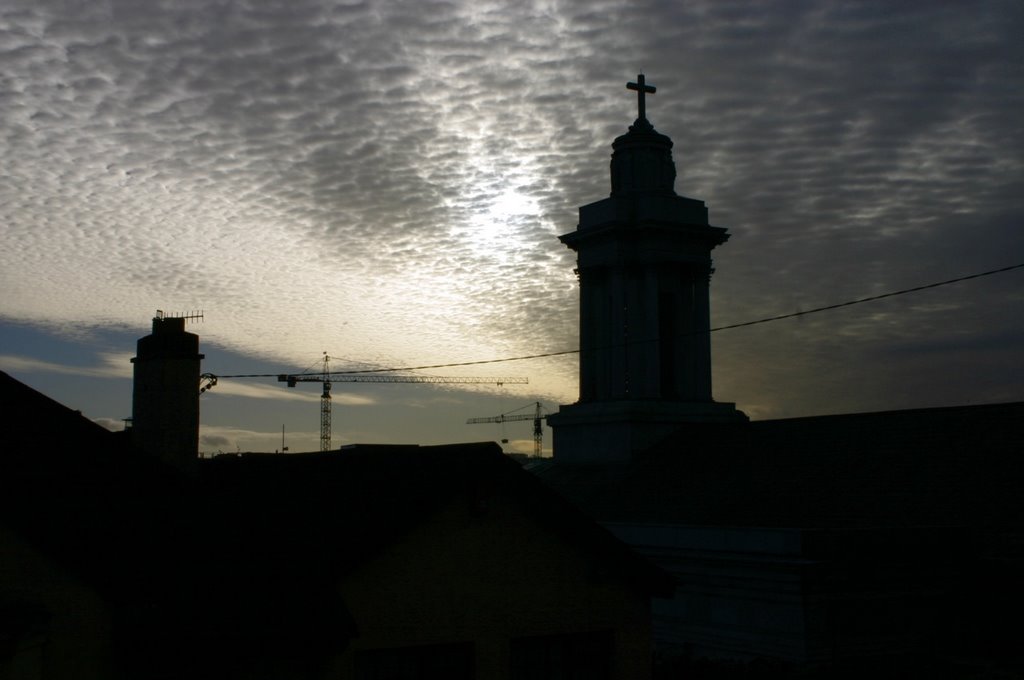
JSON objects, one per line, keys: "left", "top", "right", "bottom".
{"left": 154, "top": 309, "right": 204, "bottom": 323}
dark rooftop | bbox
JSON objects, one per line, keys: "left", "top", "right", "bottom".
{"left": 534, "top": 401, "right": 1024, "bottom": 529}
{"left": 0, "top": 370, "right": 672, "bottom": 663}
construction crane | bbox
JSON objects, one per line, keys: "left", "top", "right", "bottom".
{"left": 467, "top": 401, "right": 546, "bottom": 458}
{"left": 278, "top": 354, "right": 528, "bottom": 452}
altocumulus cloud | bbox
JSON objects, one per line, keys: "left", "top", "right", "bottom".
{"left": 1, "top": 0, "right": 1022, "bottom": 420}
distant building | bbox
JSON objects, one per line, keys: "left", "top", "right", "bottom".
{"left": 538, "top": 77, "right": 1024, "bottom": 677}
{"left": 130, "top": 312, "right": 204, "bottom": 467}
{"left": 0, "top": 370, "right": 671, "bottom": 679}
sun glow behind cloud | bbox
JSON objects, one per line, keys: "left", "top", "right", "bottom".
{"left": 455, "top": 182, "right": 544, "bottom": 255}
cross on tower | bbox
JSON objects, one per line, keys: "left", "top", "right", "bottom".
{"left": 626, "top": 74, "right": 656, "bottom": 121}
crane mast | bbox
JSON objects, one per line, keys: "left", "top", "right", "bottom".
{"left": 467, "top": 401, "right": 546, "bottom": 458}
{"left": 320, "top": 355, "right": 331, "bottom": 453}
{"left": 278, "top": 355, "right": 528, "bottom": 451}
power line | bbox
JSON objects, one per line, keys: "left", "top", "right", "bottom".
{"left": 213, "top": 262, "right": 1023, "bottom": 379}
{"left": 709, "top": 262, "right": 1024, "bottom": 333}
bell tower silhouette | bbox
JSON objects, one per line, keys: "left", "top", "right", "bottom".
{"left": 548, "top": 75, "right": 746, "bottom": 463}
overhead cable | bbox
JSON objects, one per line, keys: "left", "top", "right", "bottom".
{"left": 213, "top": 262, "right": 1024, "bottom": 379}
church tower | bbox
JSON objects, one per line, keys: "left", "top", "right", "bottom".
{"left": 130, "top": 312, "right": 204, "bottom": 467}
{"left": 548, "top": 75, "right": 746, "bottom": 463}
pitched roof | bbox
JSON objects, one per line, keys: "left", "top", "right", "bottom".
{"left": 534, "top": 401, "right": 1024, "bottom": 529}
{"left": 197, "top": 444, "right": 672, "bottom": 591}
{"left": 0, "top": 370, "right": 672, "bottom": 655}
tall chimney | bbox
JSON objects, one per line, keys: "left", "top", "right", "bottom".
{"left": 130, "top": 314, "right": 204, "bottom": 467}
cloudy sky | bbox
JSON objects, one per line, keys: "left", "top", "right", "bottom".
{"left": 2, "top": 0, "right": 1022, "bottom": 455}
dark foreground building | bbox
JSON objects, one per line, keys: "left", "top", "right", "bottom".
{"left": 539, "top": 76, "right": 1024, "bottom": 678}
{"left": 0, "top": 371, "right": 671, "bottom": 679}
{"left": 536, "top": 402, "right": 1024, "bottom": 678}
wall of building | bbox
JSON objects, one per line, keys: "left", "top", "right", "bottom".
{"left": 605, "top": 523, "right": 969, "bottom": 671}
{"left": 0, "top": 525, "right": 113, "bottom": 680}
{"left": 605, "top": 523, "right": 811, "bottom": 664}
{"left": 334, "top": 490, "right": 655, "bottom": 679}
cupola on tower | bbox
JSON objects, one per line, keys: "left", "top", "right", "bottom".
{"left": 547, "top": 75, "right": 746, "bottom": 463}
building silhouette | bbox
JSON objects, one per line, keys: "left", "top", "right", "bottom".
{"left": 129, "top": 312, "right": 204, "bottom": 467}
{"left": 537, "top": 76, "right": 1024, "bottom": 677}
{"left": 548, "top": 75, "right": 745, "bottom": 464}
{"left": 0, "top": 370, "right": 671, "bottom": 679}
